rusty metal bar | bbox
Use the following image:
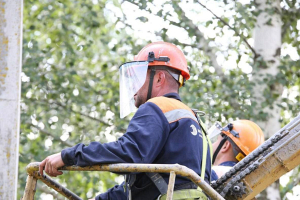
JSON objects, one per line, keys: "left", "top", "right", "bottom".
{"left": 26, "top": 162, "right": 225, "bottom": 200}
{"left": 22, "top": 171, "right": 81, "bottom": 200}
{"left": 166, "top": 171, "right": 176, "bottom": 200}
{"left": 22, "top": 175, "right": 37, "bottom": 200}
{"left": 37, "top": 171, "right": 81, "bottom": 200}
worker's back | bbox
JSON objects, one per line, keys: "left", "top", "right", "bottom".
{"left": 127, "top": 95, "right": 212, "bottom": 199}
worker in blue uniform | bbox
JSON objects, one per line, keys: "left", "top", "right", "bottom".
{"left": 39, "top": 42, "right": 212, "bottom": 200}
{"left": 208, "top": 120, "right": 265, "bottom": 181}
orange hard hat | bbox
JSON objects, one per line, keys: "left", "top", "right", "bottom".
{"left": 134, "top": 42, "right": 190, "bottom": 80}
{"left": 222, "top": 120, "right": 265, "bottom": 158}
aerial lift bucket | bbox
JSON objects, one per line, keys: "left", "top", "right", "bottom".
{"left": 23, "top": 163, "right": 225, "bottom": 200}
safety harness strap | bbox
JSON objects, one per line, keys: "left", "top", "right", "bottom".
{"left": 208, "top": 136, "right": 213, "bottom": 161}
{"left": 198, "top": 120, "right": 212, "bottom": 161}
{"left": 124, "top": 174, "right": 136, "bottom": 200}
{"left": 125, "top": 104, "right": 210, "bottom": 200}
{"left": 147, "top": 68, "right": 156, "bottom": 100}
{"left": 201, "top": 130, "right": 208, "bottom": 180}
{"left": 158, "top": 188, "right": 207, "bottom": 200}
{"left": 146, "top": 114, "right": 210, "bottom": 200}
{"left": 212, "top": 137, "right": 227, "bottom": 164}
{"left": 197, "top": 116, "right": 213, "bottom": 181}
{"left": 146, "top": 172, "right": 168, "bottom": 195}
{"left": 200, "top": 122, "right": 213, "bottom": 161}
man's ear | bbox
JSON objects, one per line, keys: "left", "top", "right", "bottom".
{"left": 220, "top": 140, "right": 232, "bottom": 153}
{"left": 155, "top": 70, "right": 166, "bottom": 87}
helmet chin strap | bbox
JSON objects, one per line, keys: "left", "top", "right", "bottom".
{"left": 212, "top": 137, "right": 227, "bottom": 164}
{"left": 146, "top": 68, "right": 156, "bottom": 100}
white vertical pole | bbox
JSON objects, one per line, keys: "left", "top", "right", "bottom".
{"left": 253, "top": 0, "right": 282, "bottom": 138}
{"left": 0, "top": 0, "right": 23, "bottom": 199}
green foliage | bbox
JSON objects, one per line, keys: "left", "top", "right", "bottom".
{"left": 20, "top": 0, "right": 132, "bottom": 198}
{"left": 20, "top": 0, "right": 300, "bottom": 199}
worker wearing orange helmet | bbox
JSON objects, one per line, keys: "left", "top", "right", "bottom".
{"left": 208, "top": 120, "right": 265, "bottom": 181}
{"left": 39, "top": 42, "right": 212, "bottom": 200}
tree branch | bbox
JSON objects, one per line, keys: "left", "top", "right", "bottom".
{"left": 37, "top": 184, "right": 65, "bottom": 200}
{"left": 120, "top": 0, "right": 247, "bottom": 112}
{"left": 281, "top": 6, "right": 300, "bottom": 40}
{"left": 30, "top": 98, "right": 112, "bottom": 126}
{"left": 196, "top": 1, "right": 257, "bottom": 57}
{"left": 282, "top": 174, "right": 300, "bottom": 198}
{"left": 170, "top": 3, "right": 224, "bottom": 77}
{"left": 25, "top": 98, "right": 127, "bottom": 133}
{"left": 52, "top": 101, "right": 114, "bottom": 126}
{"left": 121, "top": 0, "right": 225, "bottom": 77}
{"left": 25, "top": 122, "right": 74, "bottom": 147}
{"left": 281, "top": 21, "right": 291, "bottom": 40}
{"left": 52, "top": 101, "right": 127, "bottom": 133}
{"left": 160, "top": 36, "right": 200, "bottom": 49}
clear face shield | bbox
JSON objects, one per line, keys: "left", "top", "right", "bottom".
{"left": 207, "top": 122, "right": 224, "bottom": 143}
{"left": 119, "top": 61, "right": 149, "bottom": 118}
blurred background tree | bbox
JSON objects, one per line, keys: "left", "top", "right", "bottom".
{"left": 19, "top": 0, "right": 300, "bottom": 199}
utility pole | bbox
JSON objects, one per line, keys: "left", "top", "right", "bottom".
{"left": 0, "top": 0, "right": 23, "bottom": 199}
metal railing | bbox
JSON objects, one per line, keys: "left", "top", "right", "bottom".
{"left": 23, "top": 162, "right": 225, "bottom": 200}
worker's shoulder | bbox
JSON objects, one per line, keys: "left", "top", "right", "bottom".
{"left": 147, "top": 96, "right": 193, "bottom": 114}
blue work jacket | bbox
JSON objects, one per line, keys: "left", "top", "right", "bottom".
{"left": 61, "top": 93, "right": 212, "bottom": 200}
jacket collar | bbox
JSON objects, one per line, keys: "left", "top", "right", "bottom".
{"left": 163, "top": 93, "right": 181, "bottom": 101}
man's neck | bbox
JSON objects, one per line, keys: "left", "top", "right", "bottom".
{"left": 214, "top": 155, "right": 237, "bottom": 166}
{"left": 153, "top": 88, "right": 178, "bottom": 98}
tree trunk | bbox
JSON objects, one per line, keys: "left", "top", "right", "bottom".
{"left": 253, "top": 0, "right": 282, "bottom": 138}
{"left": 253, "top": 0, "right": 282, "bottom": 199}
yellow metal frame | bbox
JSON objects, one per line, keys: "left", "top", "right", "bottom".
{"left": 23, "top": 162, "right": 225, "bottom": 200}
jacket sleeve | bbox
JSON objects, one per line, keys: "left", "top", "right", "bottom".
{"left": 95, "top": 182, "right": 127, "bottom": 200}
{"left": 61, "top": 102, "right": 169, "bottom": 166}
{"left": 211, "top": 169, "right": 219, "bottom": 182}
